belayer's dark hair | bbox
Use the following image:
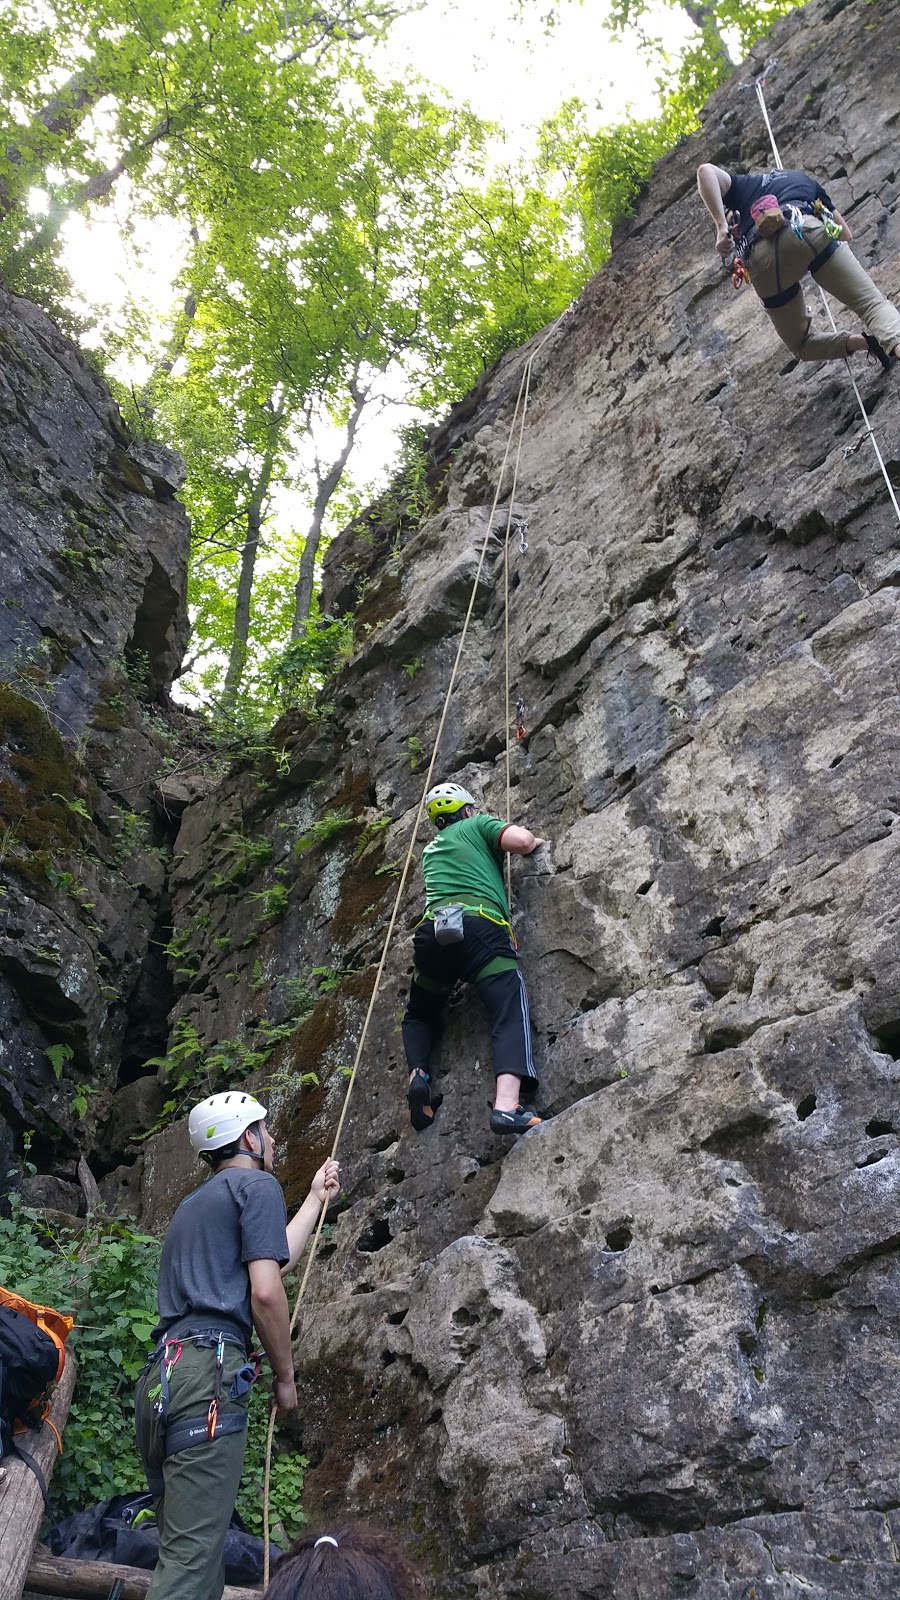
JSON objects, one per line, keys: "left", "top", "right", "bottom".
{"left": 434, "top": 805, "right": 473, "bottom": 832}
{"left": 203, "top": 1119, "right": 264, "bottom": 1169}
{"left": 264, "top": 1524, "right": 424, "bottom": 1600}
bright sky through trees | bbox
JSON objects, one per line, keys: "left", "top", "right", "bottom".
{"left": 3, "top": 0, "right": 798, "bottom": 719}
{"left": 55, "top": 0, "right": 690, "bottom": 488}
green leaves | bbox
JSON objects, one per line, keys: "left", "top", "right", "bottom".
{"left": 236, "top": 1386, "right": 309, "bottom": 1541}
{"left": 46, "top": 1042, "right": 74, "bottom": 1080}
{"left": 0, "top": 1199, "right": 163, "bottom": 1512}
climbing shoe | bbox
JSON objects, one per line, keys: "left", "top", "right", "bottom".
{"left": 864, "top": 333, "right": 893, "bottom": 372}
{"left": 489, "top": 1105, "right": 542, "bottom": 1136}
{"left": 407, "top": 1071, "right": 442, "bottom": 1133}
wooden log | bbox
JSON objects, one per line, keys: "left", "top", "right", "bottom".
{"left": 0, "top": 1353, "right": 77, "bottom": 1600}
{"left": 25, "top": 1553, "right": 262, "bottom": 1600}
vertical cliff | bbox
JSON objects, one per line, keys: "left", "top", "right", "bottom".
{"left": 6, "top": 0, "right": 900, "bottom": 1594}
{"left": 136, "top": 1, "right": 900, "bottom": 1592}
{"left": 0, "top": 287, "right": 190, "bottom": 1208}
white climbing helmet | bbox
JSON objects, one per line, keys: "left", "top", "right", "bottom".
{"left": 425, "top": 783, "right": 476, "bottom": 826}
{"left": 188, "top": 1091, "right": 268, "bottom": 1155}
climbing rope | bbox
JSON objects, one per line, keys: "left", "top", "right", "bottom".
{"left": 746, "top": 62, "right": 900, "bottom": 529}
{"left": 503, "top": 355, "right": 536, "bottom": 904}
{"left": 261, "top": 306, "right": 569, "bottom": 1581}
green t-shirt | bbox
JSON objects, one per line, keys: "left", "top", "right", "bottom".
{"left": 422, "top": 812, "right": 509, "bottom": 922}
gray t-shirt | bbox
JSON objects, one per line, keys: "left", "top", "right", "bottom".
{"left": 153, "top": 1167, "right": 289, "bottom": 1347}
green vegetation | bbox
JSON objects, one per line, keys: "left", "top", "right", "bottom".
{"left": 566, "top": 0, "right": 806, "bottom": 263}
{"left": 237, "top": 1391, "right": 308, "bottom": 1542}
{"left": 140, "top": 1010, "right": 319, "bottom": 1134}
{"left": 293, "top": 810, "right": 355, "bottom": 856}
{"left": 279, "top": 975, "right": 315, "bottom": 1021}
{"left": 0, "top": 1, "right": 596, "bottom": 730}
{"left": 0, "top": 0, "right": 807, "bottom": 737}
{"left": 353, "top": 817, "right": 390, "bottom": 858}
{"left": 110, "top": 807, "right": 159, "bottom": 866}
{"left": 211, "top": 833, "right": 274, "bottom": 891}
{"left": 0, "top": 685, "right": 89, "bottom": 861}
{"left": 269, "top": 616, "right": 354, "bottom": 713}
{"left": 0, "top": 1182, "right": 307, "bottom": 1530}
{"left": 45, "top": 1043, "right": 74, "bottom": 1081}
{"left": 0, "top": 1195, "right": 161, "bottom": 1514}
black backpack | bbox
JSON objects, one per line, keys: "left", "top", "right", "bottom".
{"left": 46, "top": 1493, "right": 278, "bottom": 1583}
{"left": 0, "top": 1298, "right": 69, "bottom": 1497}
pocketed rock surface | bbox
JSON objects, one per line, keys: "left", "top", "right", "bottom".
{"left": 83, "top": 0, "right": 900, "bottom": 1591}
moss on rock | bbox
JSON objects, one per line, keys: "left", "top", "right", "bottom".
{"left": 0, "top": 684, "right": 86, "bottom": 853}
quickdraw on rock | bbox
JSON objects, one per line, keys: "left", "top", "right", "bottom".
{"left": 515, "top": 698, "right": 527, "bottom": 742}
{"left": 510, "top": 516, "right": 529, "bottom": 554}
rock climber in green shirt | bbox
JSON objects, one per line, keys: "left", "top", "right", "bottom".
{"left": 403, "top": 782, "right": 545, "bottom": 1137}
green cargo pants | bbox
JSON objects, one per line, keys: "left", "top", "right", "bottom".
{"left": 135, "top": 1342, "right": 250, "bottom": 1600}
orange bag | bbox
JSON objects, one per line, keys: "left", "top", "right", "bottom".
{"left": 0, "top": 1284, "right": 73, "bottom": 1384}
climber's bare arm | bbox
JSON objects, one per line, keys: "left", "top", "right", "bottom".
{"left": 697, "top": 163, "right": 733, "bottom": 256}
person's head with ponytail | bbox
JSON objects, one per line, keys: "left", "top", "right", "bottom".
{"left": 265, "top": 1524, "right": 424, "bottom": 1600}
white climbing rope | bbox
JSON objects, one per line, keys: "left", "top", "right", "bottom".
{"left": 261, "top": 306, "right": 568, "bottom": 1582}
{"left": 749, "top": 65, "right": 900, "bottom": 529}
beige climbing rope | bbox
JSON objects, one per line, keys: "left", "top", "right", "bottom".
{"left": 749, "top": 64, "right": 900, "bottom": 530}
{"left": 261, "top": 309, "right": 568, "bottom": 1581}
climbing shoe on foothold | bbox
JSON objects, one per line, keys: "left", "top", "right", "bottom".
{"left": 864, "top": 333, "right": 893, "bottom": 372}
{"left": 407, "top": 1071, "right": 442, "bottom": 1133}
{"left": 489, "top": 1105, "right": 542, "bottom": 1136}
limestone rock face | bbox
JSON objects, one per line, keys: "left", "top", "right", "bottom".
{"left": 131, "top": 0, "right": 900, "bottom": 1592}
{"left": 0, "top": 288, "right": 190, "bottom": 1182}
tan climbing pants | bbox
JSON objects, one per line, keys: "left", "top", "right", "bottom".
{"left": 747, "top": 214, "right": 900, "bottom": 362}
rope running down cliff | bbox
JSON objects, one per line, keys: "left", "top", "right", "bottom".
{"left": 747, "top": 63, "right": 900, "bottom": 530}
{"left": 261, "top": 308, "right": 567, "bottom": 1582}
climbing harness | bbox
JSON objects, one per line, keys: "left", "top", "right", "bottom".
{"left": 261, "top": 305, "right": 568, "bottom": 1585}
{"left": 138, "top": 1329, "right": 259, "bottom": 1495}
{"left": 742, "top": 62, "right": 900, "bottom": 532}
{"left": 417, "top": 903, "right": 513, "bottom": 935}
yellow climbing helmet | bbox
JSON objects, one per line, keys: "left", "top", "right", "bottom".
{"left": 425, "top": 783, "right": 476, "bottom": 827}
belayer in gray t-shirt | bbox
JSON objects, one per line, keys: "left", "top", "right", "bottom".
{"left": 135, "top": 1090, "right": 339, "bottom": 1600}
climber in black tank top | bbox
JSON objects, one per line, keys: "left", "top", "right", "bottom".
{"left": 696, "top": 162, "right": 900, "bottom": 369}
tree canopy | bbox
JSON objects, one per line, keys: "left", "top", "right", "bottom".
{"left": 0, "top": 0, "right": 806, "bottom": 728}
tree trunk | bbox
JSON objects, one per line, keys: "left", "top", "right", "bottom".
{"left": 221, "top": 397, "right": 287, "bottom": 708}
{"left": 0, "top": 71, "right": 104, "bottom": 216}
{"left": 10, "top": 105, "right": 194, "bottom": 273}
{"left": 678, "top": 0, "right": 733, "bottom": 65}
{"left": 291, "top": 377, "right": 368, "bottom": 638}
{"left": 0, "top": 1353, "right": 76, "bottom": 1600}
{"left": 136, "top": 228, "right": 203, "bottom": 426}
{"left": 25, "top": 1552, "right": 263, "bottom": 1600}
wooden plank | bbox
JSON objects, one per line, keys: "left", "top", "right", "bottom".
{"left": 25, "top": 1554, "right": 262, "bottom": 1600}
{"left": 0, "top": 1354, "right": 77, "bottom": 1600}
